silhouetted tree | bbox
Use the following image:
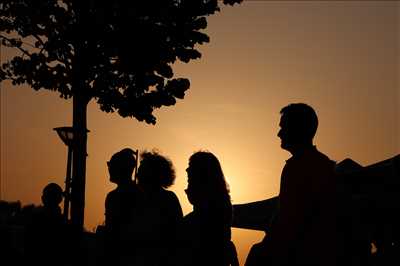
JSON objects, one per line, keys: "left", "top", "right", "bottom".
{"left": 0, "top": 0, "right": 242, "bottom": 229}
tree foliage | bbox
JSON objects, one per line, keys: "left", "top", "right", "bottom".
{"left": 0, "top": 0, "right": 242, "bottom": 124}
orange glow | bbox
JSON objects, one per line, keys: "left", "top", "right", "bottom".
{"left": 1, "top": 2, "right": 398, "bottom": 265}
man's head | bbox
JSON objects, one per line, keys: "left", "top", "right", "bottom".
{"left": 278, "top": 103, "right": 318, "bottom": 153}
{"left": 108, "top": 148, "right": 137, "bottom": 184}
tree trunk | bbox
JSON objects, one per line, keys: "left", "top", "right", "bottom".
{"left": 69, "top": 1, "right": 92, "bottom": 231}
{"left": 70, "top": 92, "right": 89, "bottom": 230}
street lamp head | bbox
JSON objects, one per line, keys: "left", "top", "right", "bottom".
{"left": 54, "top": 127, "right": 74, "bottom": 146}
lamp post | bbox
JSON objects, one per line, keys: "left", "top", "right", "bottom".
{"left": 54, "top": 126, "right": 74, "bottom": 222}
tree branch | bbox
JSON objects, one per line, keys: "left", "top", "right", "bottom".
{"left": 32, "top": 34, "right": 45, "bottom": 48}
{"left": 2, "top": 76, "right": 20, "bottom": 83}
{"left": 16, "top": 46, "right": 32, "bottom": 58}
{"left": 0, "top": 35, "right": 33, "bottom": 58}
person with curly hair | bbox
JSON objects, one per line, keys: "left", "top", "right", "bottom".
{"left": 135, "top": 150, "right": 183, "bottom": 266}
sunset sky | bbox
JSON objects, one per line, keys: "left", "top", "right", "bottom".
{"left": 1, "top": 1, "right": 399, "bottom": 265}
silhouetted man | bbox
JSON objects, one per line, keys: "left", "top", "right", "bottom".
{"left": 103, "top": 148, "right": 144, "bottom": 266}
{"left": 105, "top": 149, "right": 139, "bottom": 229}
{"left": 267, "top": 103, "right": 336, "bottom": 266}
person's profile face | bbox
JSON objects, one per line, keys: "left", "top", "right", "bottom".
{"left": 185, "top": 160, "right": 199, "bottom": 201}
{"left": 278, "top": 115, "right": 292, "bottom": 151}
{"left": 186, "top": 161, "right": 194, "bottom": 179}
{"left": 184, "top": 187, "right": 194, "bottom": 205}
{"left": 107, "top": 159, "right": 120, "bottom": 184}
{"left": 185, "top": 173, "right": 198, "bottom": 206}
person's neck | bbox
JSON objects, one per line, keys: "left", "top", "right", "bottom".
{"left": 140, "top": 183, "right": 161, "bottom": 192}
{"left": 289, "top": 142, "right": 314, "bottom": 157}
{"left": 118, "top": 178, "right": 133, "bottom": 187}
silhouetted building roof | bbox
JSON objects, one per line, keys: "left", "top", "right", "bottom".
{"left": 232, "top": 154, "right": 400, "bottom": 231}
{"left": 232, "top": 197, "right": 278, "bottom": 231}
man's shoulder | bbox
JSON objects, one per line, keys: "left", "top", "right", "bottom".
{"left": 105, "top": 187, "right": 130, "bottom": 203}
{"left": 160, "top": 189, "right": 179, "bottom": 201}
{"left": 285, "top": 147, "right": 335, "bottom": 172}
{"left": 301, "top": 147, "right": 334, "bottom": 163}
{"left": 105, "top": 189, "right": 118, "bottom": 206}
{"left": 306, "top": 148, "right": 336, "bottom": 176}
{"left": 105, "top": 188, "right": 119, "bottom": 198}
{"left": 311, "top": 148, "right": 333, "bottom": 161}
